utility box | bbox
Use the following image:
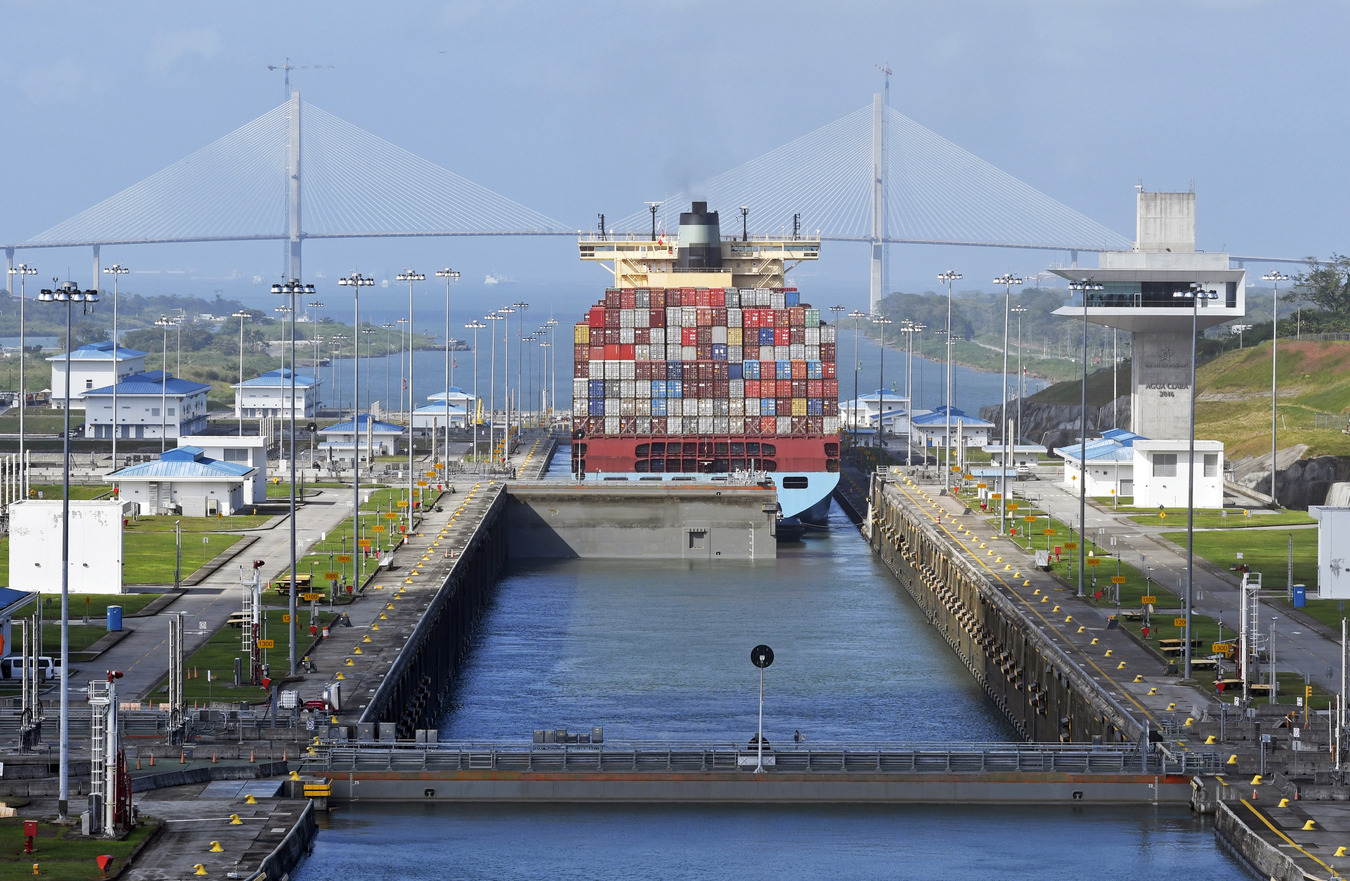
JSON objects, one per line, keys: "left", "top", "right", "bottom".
{"left": 1311, "top": 507, "right": 1350, "bottom": 598}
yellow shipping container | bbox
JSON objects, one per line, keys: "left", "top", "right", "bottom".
{"left": 727, "top": 327, "right": 743, "bottom": 346}
{"left": 791, "top": 398, "right": 807, "bottom": 416}
{"left": 574, "top": 324, "right": 590, "bottom": 344}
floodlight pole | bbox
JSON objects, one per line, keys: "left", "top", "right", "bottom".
{"left": 1068, "top": 278, "right": 1102, "bottom": 598}
{"left": 339, "top": 272, "right": 373, "bottom": 584}
{"left": 103, "top": 264, "right": 128, "bottom": 469}
{"left": 938, "top": 271, "right": 962, "bottom": 491}
{"left": 1264, "top": 271, "right": 1288, "bottom": 506}
{"left": 437, "top": 268, "right": 460, "bottom": 468}
{"left": 398, "top": 271, "right": 425, "bottom": 535}
{"left": 466, "top": 320, "right": 486, "bottom": 461}
{"left": 232, "top": 311, "right": 250, "bottom": 437}
{"left": 994, "top": 274, "right": 1023, "bottom": 539}
{"left": 8, "top": 263, "right": 36, "bottom": 500}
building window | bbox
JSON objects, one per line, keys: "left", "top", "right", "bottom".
{"left": 1153, "top": 453, "right": 1177, "bottom": 477}
{"left": 150, "top": 407, "right": 160, "bottom": 417}
{"left": 223, "top": 449, "right": 247, "bottom": 462}
{"left": 85, "top": 379, "right": 93, "bottom": 389}
{"left": 1204, "top": 453, "right": 1218, "bottom": 477}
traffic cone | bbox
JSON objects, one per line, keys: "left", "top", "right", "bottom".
{"left": 180, "top": 750, "right": 186, "bottom": 764}
{"left": 249, "top": 750, "right": 255, "bottom": 763}
{"left": 149, "top": 753, "right": 155, "bottom": 767}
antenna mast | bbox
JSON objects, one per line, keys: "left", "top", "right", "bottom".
{"left": 267, "top": 58, "right": 335, "bottom": 101}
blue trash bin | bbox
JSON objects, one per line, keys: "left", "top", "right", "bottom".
{"left": 107, "top": 605, "right": 123, "bottom": 632}
{"left": 1293, "top": 585, "right": 1307, "bottom": 608}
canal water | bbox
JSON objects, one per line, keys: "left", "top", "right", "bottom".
{"left": 291, "top": 487, "right": 1247, "bottom": 879}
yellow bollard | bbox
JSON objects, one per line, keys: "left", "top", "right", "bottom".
{"left": 336, "top": 671, "right": 344, "bottom": 679}
{"left": 345, "top": 658, "right": 354, "bottom": 666}
{"left": 1204, "top": 735, "right": 1216, "bottom": 744}
{"left": 1167, "top": 703, "right": 1176, "bottom": 711}
{"left": 1148, "top": 689, "right": 1157, "bottom": 695}
{"left": 1052, "top": 605, "right": 1060, "bottom": 613}
{"left": 1104, "top": 649, "right": 1111, "bottom": 657}
{"left": 363, "top": 635, "right": 372, "bottom": 643}
{"left": 1336, "top": 847, "right": 1347, "bottom": 857}
{"left": 1064, "top": 615, "right": 1071, "bottom": 623}
{"left": 1117, "top": 662, "right": 1126, "bottom": 669}
{"left": 210, "top": 841, "right": 223, "bottom": 852}
{"left": 1227, "top": 755, "right": 1237, "bottom": 765}
{"left": 229, "top": 814, "right": 243, "bottom": 825}
{"left": 1278, "top": 798, "right": 1290, "bottom": 808}
{"left": 1251, "top": 775, "right": 1263, "bottom": 785}
{"left": 353, "top": 647, "right": 362, "bottom": 655}
{"left": 1133, "top": 675, "right": 1143, "bottom": 683}
{"left": 1040, "top": 596, "right": 1048, "bottom": 603}
{"left": 245, "top": 794, "right": 257, "bottom": 804}
{"left": 195, "top": 866, "right": 207, "bottom": 876}
{"left": 1184, "top": 718, "right": 1193, "bottom": 727}
{"left": 1078, "top": 627, "right": 1087, "bottom": 634}
{"left": 1304, "top": 820, "right": 1317, "bottom": 831}
{"left": 290, "top": 770, "right": 301, "bottom": 780}
{"left": 1033, "top": 589, "right": 1040, "bottom": 596}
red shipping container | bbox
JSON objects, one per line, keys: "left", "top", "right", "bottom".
{"left": 744, "top": 310, "right": 761, "bottom": 329}
{"left": 651, "top": 289, "right": 666, "bottom": 308}
{"left": 635, "top": 328, "right": 650, "bottom": 345}
{"left": 789, "top": 327, "right": 805, "bottom": 345}
{"left": 651, "top": 417, "right": 665, "bottom": 435}
{"left": 589, "top": 346, "right": 604, "bottom": 361}
{"left": 760, "top": 416, "right": 778, "bottom": 434}
{"left": 696, "top": 327, "right": 713, "bottom": 346}
{"left": 605, "top": 289, "right": 621, "bottom": 308}
{"left": 711, "top": 289, "right": 725, "bottom": 307}
{"left": 603, "top": 344, "right": 619, "bottom": 360}
{"left": 791, "top": 361, "right": 807, "bottom": 380}
{"left": 713, "top": 380, "right": 730, "bottom": 397}
{"left": 636, "top": 362, "right": 652, "bottom": 381}
{"left": 682, "top": 327, "right": 698, "bottom": 346}
{"left": 792, "top": 417, "right": 810, "bottom": 435}
{"left": 777, "top": 398, "right": 792, "bottom": 416}
{"left": 698, "top": 381, "right": 714, "bottom": 397}
{"left": 605, "top": 309, "right": 621, "bottom": 328}
{"left": 602, "top": 328, "right": 618, "bottom": 345}
{"left": 774, "top": 328, "right": 790, "bottom": 346}
{"left": 620, "top": 290, "right": 637, "bottom": 309}
{"left": 761, "top": 360, "right": 776, "bottom": 378}
{"left": 824, "top": 379, "right": 838, "bottom": 397}
{"left": 696, "top": 345, "right": 712, "bottom": 360}
{"left": 695, "top": 289, "right": 710, "bottom": 307}
{"left": 821, "top": 343, "right": 836, "bottom": 361}
{"left": 712, "top": 308, "right": 727, "bottom": 325}
{"left": 589, "top": 307, "right": 606, "bottom": 328}
{"left": 761, "top": 379, "right": 777, "bottom": 398}
{"left": 822, "top": 361, "right": 836, "bottom": 379}
{"left": 808, "top": 379, "right": 823, "bottom": 397}
{"left": 791, "top": 380, "right": 807, "bottom": 398}
{"left": 761, "top": 309, "right": 777, "bottom": 328}
{"left": 682, "top": 287, "right": 696, "bottom": 297}
{"left": 788, "top": 307, "right": 806, "bottom": 326}
{"left": 574, "top": 361, "right": 589, "bottom": 378}
{"left": 574, "top": 344, "right": 589, "bottom": 361}
{"left": 696, "top": 308, "right": 713, "bottom": 327}
{"left": 649, "top": 309, "right": 665, "bottom": 327}
{"left": 712, "top": 362, "right": 729, "bottom": 380}
{"left": 666, "top": 290, "right": 680, "bottom": 308}
{"left": 619, "top": 344, "right": 635, "bottom": 360}
{"left": 746, "top": 379, "right": 761, "bottom": 397}
{"left": 809, "top": 416, "right": 824, "bottom": 433}
{"left": 743, "top": 344, "right": 759, "bottom": 360}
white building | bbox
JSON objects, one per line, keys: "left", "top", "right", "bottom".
{"left": 8, "top": 500, "right": 125, "bottom": 594}
{"left": 48, "top": 341, "right": 147, "bottom": 410}
{"left": 83, "top": 370, "right": 210, "bottom": 440}
{"left": 318, "top": 414, "right": 404, "bottom": 460}
{"left": 178, "top": 433, "right": 269, "bottom": 506}
{"left": 982, "top": 443, "right": 1047, "bottom": 468}
{"left": 107, "top": 446, "right": 254, "bottom": 516}
{"left": 411, "top": 403, "right": 469, "bottom": 434}
{"left": 1057, "top": 430, "right": 1140, "bottom": 498}
{"left": 1132, "top": 439, "right": 1224, "bottom": 509}
{"left": 911, "top": 406, "right": 992, "bottom": 449}
{"left": 1311, "top": 506, "right": 1350, "bottom": 598}
{"left": 233, "top": 368, "right": 321, "bottom": 419}
{"left": 839, "top": 390, "right": 908, "bottom": 433}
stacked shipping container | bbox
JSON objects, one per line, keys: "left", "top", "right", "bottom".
{"left": 571, "top": 287, "right": 840, "bottom": 441}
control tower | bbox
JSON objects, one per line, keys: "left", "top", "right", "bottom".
{"left": 1052, "top": 192, "right": 1246, "bottom": 440}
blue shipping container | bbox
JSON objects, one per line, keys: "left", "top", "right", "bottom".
{"left": 712, "top": 344, "right": 728, "bottom": 361}
{"left": 807, "top": 399, "right": 824, "bottom": 416}
{"left": 759, "top": 328, "right": 775, "bottom": 346}
{"left": 667, "top": 363, "right": 683, "bottom": 380}
{"left": 776, "top": 361, "right": 792, "bottom": 380}
{"left": 670, "top": 380, "right": 683, "bottom": 398}
{"left": 785, "top": 290, "right": 800, "bottom": 307}
{"left": 763, "top": 399, "right": 776, "bottom": 416}
{"left": 807, "top": 361, "right": 823, "bottom": 379}
{"left": 651, "top": 399, "right": 667, "bottom": 417}
{"left": 588, "top": 380, "right": 605, "bottom": 396}
{"left": 589, "top": 400, "right": 605, "bottom": 416}
{"left": 728, "top": 363, "right": 743, "bottom": 380}
{"left": 743, "top": 360, "right": 760, "bottom": 379}
{"left": 652, "top": 380, "right": 666, "bottom": 397}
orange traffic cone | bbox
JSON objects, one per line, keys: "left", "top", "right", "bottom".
{"left": 249, "top": 750, "right": 255, "bottom": 763}
{"left": 180, "top": 750, "right": 186, "bottom": 764}
{"left": 149, "top": 753, "right": 155, "bottom": 767}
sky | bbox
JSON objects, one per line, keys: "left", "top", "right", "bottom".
{"left": 1, "top": 0, "right": 1345, "bottom": 318}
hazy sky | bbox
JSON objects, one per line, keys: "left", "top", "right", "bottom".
{"left": 1, "top": 0, "right": 1344, "bottom": 314}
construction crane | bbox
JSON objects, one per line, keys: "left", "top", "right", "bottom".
{"left": 267, "top": 58, "right": 334, "bottom": 100}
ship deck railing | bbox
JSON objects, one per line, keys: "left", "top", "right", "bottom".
{"left": 304, "top": 740, "right": 1221, "bottom": 776}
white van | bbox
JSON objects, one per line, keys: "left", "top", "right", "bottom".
{"left": 1, "top": 656, "right": 57, "bottom": 680}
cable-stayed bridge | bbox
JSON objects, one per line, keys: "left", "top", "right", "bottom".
{"left": 4, "top": 92, "right": 1252, "bottom": 309}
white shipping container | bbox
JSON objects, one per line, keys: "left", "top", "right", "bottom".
{"left": 605, "top": 361, "right": 621, "bottom": 380}
{"left": 699, "top": 416, "right": 714, "bottom": 434}
{"left": 824, "top": 416, "right": 839, "bottom": 434}
{"left": 729, "top": 397, "right": 744, "bottom": 416}
{"left": 821, "top": 326, "right": 836, "bottom": 343}
{"left": 807, "top": 346, "right": 821, "bottom": 360}
{"left": 682, "top": 306, "right": 697, "bottom": 326}
{"left": 730, "top": 379, "right": 744, "bottom": 397}
{"left": 685, "top": 416, "right": 700, "bottom": 434}
{"left": 620, "top": 309, "right": 636, "bottom": 328}
{"left": 573, "top": 378, "right": 588, "bottom": 399}
{"left": 713, "top": 416, "right": 729, "bottom": 433}
{"left": 636, "top": 381, "right": 651, "bottom": 399}
{"left": 711, "top": 326, "right": 727, "bottom": 345}
{"left": 650, "top": 327, "right": 665, "bottom": 347}
{"left": 728, "top": 346, "right": 742, "bottom": 362}
{"left": 726, "top": 291, "right": 740, "bottom": 308}
{"left": 605, "top": 416, "right": 620, "bottom": 434}
{"left": 620, "top": 361, "right": 636, "bottom": 379}
{"left": 698, "top": 399, "right": 713, "bottom": 417}
{"left": 635, "top": 399, "right": 650, "bottom": 415}
{"left": 636, "top": 417, "right": 651, "bottom": 433}
{"left": 668, "top": 344, "right": 683, "bottom": 360}
{"left": 771, "top": 292, "right": 786, "bottom": 310}
{"left": 682, "top": 345, "right": 697, "bottom": 361}
{"left": 790, "top": 344, "right": 806, "bottom": 360}
{"left": 589, "top": 360, "right": 605, "bottom": 379}
{"left": 777, "top": 416, "right": 792, "bottom": 434}
{"left": 745, "top": 398, "right": 760, "bottom": 416}
{"left": 667, "top": 399, "right": 682, "bottom": 418}
{"left": 636, "top": 290, "right": 650, "bottom": 308}
{"left": 666, "top": 307, "right": 682, "bottom": 327}
{"left": 620, "top": 380, "right": 635, "bottom": 398}
{"left": 635, "top": 344, "right": 651, "bottom": 361}
{"left": 775, "top": 346, "right": 790, "bottom": 360}
{"left": 573, "top": 399, "right": 587, "bottom": 416}
{"left": 636, "top": 308, "right": 650, "bottom": 328}
{"left": 727, "top": 308, "right": 742, "bottom": 327}
{"left": 805, "top": 327, "right": 820, "bottom": 346}
{"left": 619, "top": 326, "right": 635, "bottom": 344}
{"left": 606, "top": 397, "right": 621, "bottom": 415}
{"left": 713, "top": 399, "right": 729, "bottom": 416}
{"left": 620, "top": 399, "right": 636, "bottom": 416}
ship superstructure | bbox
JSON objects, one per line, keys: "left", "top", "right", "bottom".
{"left": 571, "top": 203, "right": 840, "bottom": 522}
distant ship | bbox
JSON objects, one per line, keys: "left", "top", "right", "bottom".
{"left": 571, "top": 202, "right": 839, "bottom": 527}
{"left": 484, "top": 273, "right": 513, "bottom": 285}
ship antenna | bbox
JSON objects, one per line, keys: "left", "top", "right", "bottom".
{"left": 646, "top": 202, "right": 661, "bottom": 241}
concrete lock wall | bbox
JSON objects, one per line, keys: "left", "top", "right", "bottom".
{"left": 9, "top": 500, "right": 124, "bottom": 594}
{"left": 868, "top": 477, "right": 1141, "bottom": 745}
{"left": 504, "top": 485, "right": 778, "bottom": 561}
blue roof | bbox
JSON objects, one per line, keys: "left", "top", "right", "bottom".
{"left": 47, "top": 341, "right": 146, "bottom": 362}
{"left": 86, "top": 370, "right": 210, "bottom": 397}
{"left": 1101, "top": 428, "right": 1147, "bottom": 447}
{"left": 857, "top": 389, "right": 908, "bottom": 401}
{"left": 911, "top": 406, "right": 993, "bottom": 428}
{"left": 234, "top": 368, "right": 319, "bottom": 389}
{"left": 427, "top": 387, "right": 472, "bottom": 400}
{"left": 110, "top": 446, "right": 253, "bottom": 480}
{"left": 0, "top": 586, "right": 33, "bottom": 615}
{"left": 413, "top": 403, "right": 467, "bottom": 415}
{"left": 320, "top": 414, "right": 404, "bottom": 434}
{"left": 1059, "top": 437, "right": 1136, "bottom": 463}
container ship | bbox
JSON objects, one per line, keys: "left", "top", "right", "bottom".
{"left": 571, "top": 202, "right": 840, "bottom": 526}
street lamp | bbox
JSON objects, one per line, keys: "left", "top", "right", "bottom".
{"left": 873, "top": 315, "right": 893, "bottom": 444}
{"left": 232, "top": 310, "right": 250, "bottom": 436}
{"left": 307, "top": 300, "right": 324, "bottom": 385}
{"left": 153, "top": 315, "right": 178, "bottom": 453}
{"left": 381, "top": 322, "right": 397, "bottom": 411}
{"left": 7, "top": 263, "right": 36, "bottom": 498}
{"left": 395, "top": 317, "right": 409, "bottom": 419}
{"left": 269, "top": 278, "right": 315, "bottom": 677}
{"left": 37, "top": 280, "right": 97, "bottom": 824}
{"left": 102, "top": 264, "right": 129, "bottom": 468}
{"left": 512, "top": 301, "right": 529, "bottom": 440}
{"left": 848, "top": 310, "right": 867, "bottom": 449}
{"left": 1231, "top": 324, "right": 1253, "bottom": 348}
{"left": 1011, "top": 303, "right": 1028, "bottom": 442}
{"left": 338, "top": 271, "right": 373, "bottom": 587}
{"left": 1068, "top": 278, "right": 1102, "bottom": 599}
{"left": 436, "top": 268, "right": 460, "bottom": 466}
{"left": 546, "top": 317, "right": 560, "bottom": 426}
{"left": 994, "top": 274, "right": 1023, "bottom": 538}
{"left": 900, "top": 321, "right": 925, "bottom": 466}
{"left": 1173, "top": 282, "right": 1218, "bottom": 679}
{"left": 397, "top": 270, "right": 425, "bottom": 535}
{"left": 1263, "top": 270, "right": 1289, "bottom": 507}
{"left": 465, "top": 320, "right": 487, "bottom": 460}
{"left": 496, "top": 307, "right": 514, "bottom": 461}
{"left": 938, "top": 270, "right": 962, "bottom": 491}
{"left": 361, "top": 327, "right": 376, "bottom": 407}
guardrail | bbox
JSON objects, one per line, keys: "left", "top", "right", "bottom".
{"left": 307, "top": 741, "right": 1222, "bottom": 776}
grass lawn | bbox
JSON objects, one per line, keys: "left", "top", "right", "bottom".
{"left": 1, "top": 594, "right": 164, "bottom": 655}
{"left": 1125, "top": 509, "right": 1314, "bottom": 529}
{"left": 124, "top": 514, "right": 274, "bottom": 533}
{"left": 124, "top": 533, "right": 242, "bottom": 584}
{"left": 1160, "top": 527, "right": 1316, "bottom": 589}
{"left": 27, "top": 484, "right": 109, "bottom": 501}
{"left": 0, "top": 817, "right": 158, "bottom": 881}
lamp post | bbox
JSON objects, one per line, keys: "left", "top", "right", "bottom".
{"left": 338, "top": 272, "right": 373, "bottom": 586}
{"left": 436, "top": 268, "right": 460, "bottom": 465}
{"left": 994, "top": 274, "right": 1023, "bottom": 538}
{"left": 153, "top": 315, "right": 177, "bottom": 453}
{"left": 465, "top": 320, "right": 486, "bottom": 460}
{"left": 361, "top": 327, "right": 375, "bottom": 407}
{"left": 512, "top": 301, "right": 529, "bottom": 440}
{"left": 848, "top": 310, "right": 867, "bottom": 449}
{"left": 1011, "top": 303, "right": 1028, "bottom": 442}
{"left": 1068, "top": 278, "right": 1102, "bottom": 599}
{"left": 938, "top": 270, "right": 962, "bottom": 491}
{"left": 546, "top": 317, "right": 559, "bottom": 427}
{"left": 497, "top": 306, "right": 515, "bottom": 461}
{"left": 7, "top": 263, "right": 36, "bottom": 498}
{"left": 37, "top": 279, "right": 97, "bottom": 824}
{"left": 381, "top": 323, "right": 396, "bottom": 412}
{"left": 330, "top": 335, "right": 348, "bottom": 420}
{"left": 900, "top": 321, "right": 924, "bottom": 466}
{"left": 873, "top": 315, "right": 892, "bottom": 444}
{"left": 103, "top": 264, "right": 128, "bottom": 468}
{"left": 397, "top": 271, "right": 425, "bottom": 534}
{"left": 485, "top": 311, "right": 504, "bottom": 463}
{"left": 1173, "top": 282, "right": 1218, "bottom": 679}
{"left": 270, "top": 279, "right": 314, "bottom": 678}
{"left": 1264, "top": 271, "right": 1288, "bottom": 507}
{"left": 396, "top": 317, "right": 409, "bottom": 421}
{"left": 307, "top": 299, "right": 324, "bottom": 381}
{"left": 233, "top": 310, "right": 250, "bottom": 436}
{"left": 1231, "top": 324, "right": 1253, "bottom": 349}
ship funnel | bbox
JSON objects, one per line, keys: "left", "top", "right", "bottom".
{"left": 676, "top": 201, "right": 722, "bottom": 269}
